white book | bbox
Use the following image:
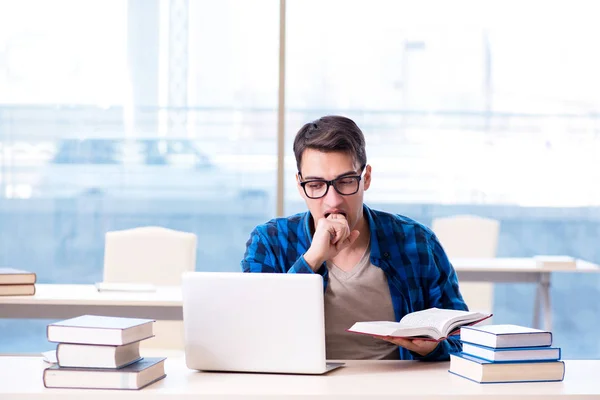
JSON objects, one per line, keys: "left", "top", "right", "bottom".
{"left": 460, "top": 324, "right": 552, "bottom": 348}
{"left": 461, "top": 342, "right": 561, "bottom": 362}
{"left": 347, "top": 308, "right": 491, "bottom": 341}
{"left": 449, "top": 353, "right": 565, "bottom": 384}
{"left": 47, "top": 315, "right": 154, "bottom": 346}
{"left": 43, "top": 357, "right": 166, "bottom": 390}
{"left": 57, "top": 341, "right": 142, "bottom": 369}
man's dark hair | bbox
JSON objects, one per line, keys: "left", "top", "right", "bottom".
{"left": 293, "top": 115, "right": 367, "bottom": 173}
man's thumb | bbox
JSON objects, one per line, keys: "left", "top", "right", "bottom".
{"left": 336, "top": 230, "right": 360, "bottom": 251}
{"left": 348, "top": 230, "right": 360, "bottom": 244}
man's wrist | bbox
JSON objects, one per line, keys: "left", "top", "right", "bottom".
{"left": 303, "top": 249, "right": 325, "bottom": 272}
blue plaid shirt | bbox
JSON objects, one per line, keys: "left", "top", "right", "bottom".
{"left": 241, "top": 204, "right": 467, "bottom": 361}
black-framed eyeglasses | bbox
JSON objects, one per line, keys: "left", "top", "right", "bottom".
{"left": 299, "top": 165, "right": 366, "bottom": 199}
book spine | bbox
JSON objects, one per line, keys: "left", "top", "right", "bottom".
{"left": 56, "top": 344, "right": 62, "bottom": 366}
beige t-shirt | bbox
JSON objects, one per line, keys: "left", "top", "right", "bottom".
{"left": 324, "top": 246, "right": 399, "bottom": 360}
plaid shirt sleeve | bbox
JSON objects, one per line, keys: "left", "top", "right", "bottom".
{"left": 411, "top": 229, "right": 467, "bottom": 361}
{"left": 241, "top": 223, "right": 314, "bottom": 274}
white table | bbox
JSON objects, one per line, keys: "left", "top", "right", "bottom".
{"left": 1, "top": 356, "right": 598, "bottom": 399}
{"left": 1, "top": 258, "right": 598, "bottom": 331}
{"left": 452, "top": 257, "right": 600, "bottom": 331}
{"left": 0, "top": 284, "right": 182, "bottom": 320}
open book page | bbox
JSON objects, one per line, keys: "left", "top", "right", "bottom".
{"left": 397, "top": 308, "right": 490, "bottom": 337}
{"left": 347, "top": 308, "right": 492, "bottom": 340}
{"left": 347, "top": 321, "right": 441, "bottom": 339}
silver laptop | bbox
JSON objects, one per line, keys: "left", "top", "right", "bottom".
{"left": 182, "top": 271, "right": 344, "bottom": 374}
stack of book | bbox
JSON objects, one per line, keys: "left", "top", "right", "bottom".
{"left": 0, "top": 268, "right": 36, "bottom": 296}
{"left": 449, "top": 324, "right": 565, "bottom": 384}
{"left": 42, "top": 315, "right": 167, "bottom": 390}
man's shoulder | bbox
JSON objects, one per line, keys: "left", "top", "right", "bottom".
{"left": 253, "top": 211, "right": 307, "bottom": 238}
{"left": 368, "top": 207, "right": 434, "bottom": 237}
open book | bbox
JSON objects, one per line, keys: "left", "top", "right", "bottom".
{"left": 347, "top": 308, "right": 492, "bottom": 341}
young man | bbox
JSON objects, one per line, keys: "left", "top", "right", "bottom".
{"left": 242, "top": 115, "right": 467, "bottom": 361}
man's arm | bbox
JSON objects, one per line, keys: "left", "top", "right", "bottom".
{"left": 374, "top": 229, "right": 467, "bottom": 360}
{"left": 241, "top": 226, "right": 315, "bottom": 274}
{"left": 412, "top": 232, "right": 468, "bottom": 361}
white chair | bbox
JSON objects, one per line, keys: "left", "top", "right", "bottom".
{"left": 103, "top": 226, "right": 197, "bottom": 349}
{"left": 431, "top": 215, "right": 500, "bottom": 319}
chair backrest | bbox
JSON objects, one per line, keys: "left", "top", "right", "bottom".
{"left": 431, "top": 215, "right": 500, "bottom": 258}
{"left": 103, "top": 226, "right": 197, "bottom": 285}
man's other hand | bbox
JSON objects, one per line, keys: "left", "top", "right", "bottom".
{"left": 375, "top": 336, "right": 439, "bottom": 357}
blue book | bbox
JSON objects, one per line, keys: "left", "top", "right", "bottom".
{"left": 449, "top": 353, "right": 565, "bottom": 384}
{"left": 461, "top": 341, "right": 561, "bottom": 363}
{"left": 460, "top": 324, "right": 552, "bottom": 348}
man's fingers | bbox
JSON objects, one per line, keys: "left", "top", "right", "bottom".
{"left": 327, "top": 218, "right": 351, "bottom": 245}
{"left": 375, "top": 336, "right": 439, "bottom": 357}
{"left": 348, "top": 230, "right": 360, "bottom": 245}
{"left": 377, "top": 336, "right": 421, "bottom": 353}
{"left": 330, "top": 225, "right": 350, "bottom": 245}
{"left": 336, "top": 230, "right": 360, "bottom": 251}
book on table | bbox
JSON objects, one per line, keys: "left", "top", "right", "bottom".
{"left": 449, "top": 353, "right": 565, "bottom": 384}
{"left": 47, "top": 315, "right": 155, "bottom": 346}
{"left": 460, "top": 324, "right": 552, "bottom": 348}
{"left": 56, "top": 340, "right": 142, "bottom": 369}
{"left": 43, "top": 357, "right": 166, "bottom": 390}
{"left": 461, "top": 342, "right": 561, "bottom": 363}
{"left": 347, "top": 308, "right": 492, "bottom": 341}
{"left": 0, "top": 283, "right": 35, "bottom": 296}
{"left": 0, "top": 267, "right": 36, "bottom": 285}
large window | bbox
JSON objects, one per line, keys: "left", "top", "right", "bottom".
{"left": 0, "top": 0, "right": 279, "bottom": 351}
{"left": 285, "top": 0, "right": 600, "bottom": 208}
{"left": 284, "top": 0, "right": 600, "bottom": 359}
{"left": 1, "top": 0, "right": 599, "bottom": 357}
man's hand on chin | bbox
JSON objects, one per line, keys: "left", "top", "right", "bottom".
{"left": 375, "top": 336, "right": 439, "bottom": 357}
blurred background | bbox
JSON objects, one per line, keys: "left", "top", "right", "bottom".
{"left": 1, "top": 0, "right": 599, "bottom": 357}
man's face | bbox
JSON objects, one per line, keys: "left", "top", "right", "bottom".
{"left": 297, "top": 148, "right": 371, "bottom": 231}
